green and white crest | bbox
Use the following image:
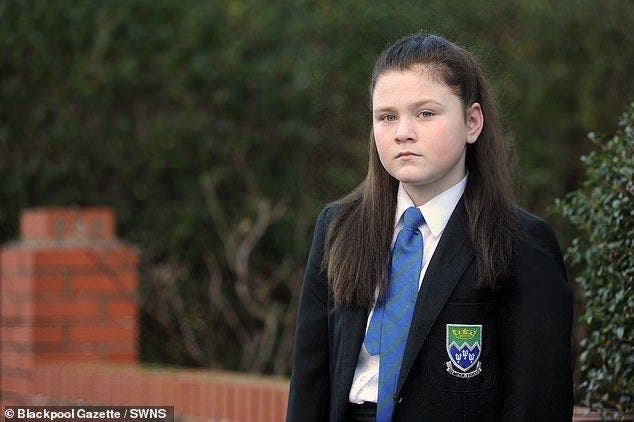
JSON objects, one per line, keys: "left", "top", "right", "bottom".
{"left": 446, "top": 324, "right": 483, "bottom": 378}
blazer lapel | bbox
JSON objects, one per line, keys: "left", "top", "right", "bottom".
{"left": 396, "top": 198, "right": 475, "bottom": 396}
{"left": 333, "top": 305, "right": 368, "bottom": 420}
{"left": 341, "top": 306, "right": 368, "bottom": 379}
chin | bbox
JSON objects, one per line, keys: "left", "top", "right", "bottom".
{"left": 394, "top": 172, "right": 428, "bottom": 185}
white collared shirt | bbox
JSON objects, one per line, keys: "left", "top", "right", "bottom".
{"left": 348, "top": 175, "right": 467, "bottom": 404}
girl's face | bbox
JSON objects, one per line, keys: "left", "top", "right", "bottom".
{"left": 372, "top": 67, "right": 483, "bottom": 206}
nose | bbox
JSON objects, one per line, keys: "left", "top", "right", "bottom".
{"left": 394, "top": 116, "right": 416, "bottom": 143}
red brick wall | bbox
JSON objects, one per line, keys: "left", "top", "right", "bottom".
{"left": 30, "top": 362, "right": 289, "bottom": 421}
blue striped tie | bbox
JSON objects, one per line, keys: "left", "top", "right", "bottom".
{"left": 364, "top": 206, "right": 424, "bottom": 422}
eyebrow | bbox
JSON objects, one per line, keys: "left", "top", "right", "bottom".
{"left": 372, "top": 99, "right": 443, "bottom": 113}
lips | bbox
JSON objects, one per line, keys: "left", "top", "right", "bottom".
{"left": 396, "top": 151, "right": 420, "bottom": 158}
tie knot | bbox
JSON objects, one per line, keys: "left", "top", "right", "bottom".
{"left": 402, "top": 207, "right": 424, "bottom": 230}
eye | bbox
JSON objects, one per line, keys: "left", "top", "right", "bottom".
{"left": 418, "top": 110, "right": 435, "bottom": 118}
{"left": 381, "top": 114, "right": 397, "bottom": 122}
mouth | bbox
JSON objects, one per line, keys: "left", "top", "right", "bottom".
{"left": 396, "top": 151, "right": 421, "bottom": 158}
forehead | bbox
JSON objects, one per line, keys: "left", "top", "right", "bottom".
{"left": 372, "top": 67, "right": 461, "bottom": 107}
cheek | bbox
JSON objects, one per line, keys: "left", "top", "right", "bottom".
{"left": 373, "top": 127, "right": 390, "bottom": 156}
{"left": 427, "top": 125, "right": 466, "bottom": 156}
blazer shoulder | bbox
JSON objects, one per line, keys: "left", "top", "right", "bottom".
{"left": 514, "top": 206, "right": 567, "bottom": 276}
{"left": 305, "top": 201, "right": 344, "bottom": 273}
{"left": 322, "top": 201, "right": 344, "bottom": 221}
{"left": 515, "top": 207, "right": 558, "bottom": 242}
{"left": 314, "top": 201, "right": 344, "bottom": 233}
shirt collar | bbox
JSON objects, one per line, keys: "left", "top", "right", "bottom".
{"left": 394, "top": 175, "right": 467, "bottom": 237}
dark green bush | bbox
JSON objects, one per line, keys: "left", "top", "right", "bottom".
{"left": 553, "top": 103, "right": 633, "bottom": 415}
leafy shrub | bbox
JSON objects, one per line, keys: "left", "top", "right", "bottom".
{"left": 553, "top": 103, "right": 633, "bottom": 415}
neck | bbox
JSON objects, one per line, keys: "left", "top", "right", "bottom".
{"left": 403, "top": 173, "right": 467, "bottom": 207}
{"left": 402, "top": 185, "right": 435, "bottom": 207}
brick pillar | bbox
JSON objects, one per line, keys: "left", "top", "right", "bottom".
{"left": 0, "top": 208, "right": 138, "bottom": 404}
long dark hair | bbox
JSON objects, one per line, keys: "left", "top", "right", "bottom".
{"left": 325, "top": 33, "right": 518, "bottom": 310}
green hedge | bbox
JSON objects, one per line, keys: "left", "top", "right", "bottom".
{"left": 553, "top": 103, "right": 633, "bottom": 414}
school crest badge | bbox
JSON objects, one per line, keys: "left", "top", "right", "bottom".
{"left": 446, "top": 324, "right": 483, "bottom": 378}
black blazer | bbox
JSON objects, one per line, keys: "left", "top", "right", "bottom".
{"left": 287, "top": 199, "right": 573, "bottom": 422}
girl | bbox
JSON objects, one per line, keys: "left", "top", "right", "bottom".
{"left": 287, "top": 33, "right": 573, "bottom": 422}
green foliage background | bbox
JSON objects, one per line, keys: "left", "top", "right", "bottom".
{"left": 1, "top": 0, "right": 632, "bottom": 403}
{"left": 553, "top": 104, "right": 633, "bottom": 414}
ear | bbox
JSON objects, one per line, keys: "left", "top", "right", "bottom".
{"left": 465, "top": 103, "right": 484, "bottom": 144}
